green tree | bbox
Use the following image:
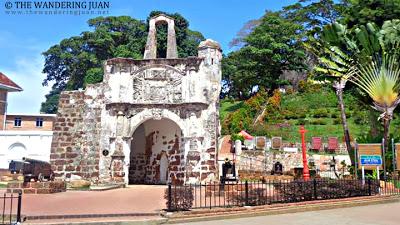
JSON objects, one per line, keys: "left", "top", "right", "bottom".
{"left": 41, "top": 12, "right": 205, "bottom": 113}
{"left": 305, "top": 23, "right": 355, "bottom": 161}
{"left": 282, "top": 0, "right": 345, "bottom": 37}
{"left": 222, "top": 11, "right": 307, "bottom": 98}
{"left": 341, "top": 0, "right": 400, "bottom": 29}
{"left": 40, "top": 88, "right": 62, "bottom": 114}
{"left": 307, "top": 19, "right": 400, "bottom": 163}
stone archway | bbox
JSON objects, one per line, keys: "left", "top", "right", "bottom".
{"left": 128, "top": 118, "right": 183, "bottom": 184}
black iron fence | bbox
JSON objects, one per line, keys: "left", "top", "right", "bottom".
{"left": 166, "top": 178, "right": 400, "bottom": 211}
{"left": 0, "top": 193, "right": 22, "bottom": 225}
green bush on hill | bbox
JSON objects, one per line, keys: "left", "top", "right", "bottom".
{"left": 313, "top": 108, "right": 329, "bottom": 118}
{"left": 220, "top": 81, "right": 399, "bottom": 142}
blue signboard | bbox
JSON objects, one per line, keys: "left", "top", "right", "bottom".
{"left": 360, "top": 155, "right": 382, "bottom": 166}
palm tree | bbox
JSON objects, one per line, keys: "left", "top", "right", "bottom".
{"left": 305, "top": 23, "right": 357, "bottom": 161}
{"left": 306, "top": 21, "right": 395, "bottom": 165}
{"left": 349, "top": 54, "right": 400, "bottom": 156}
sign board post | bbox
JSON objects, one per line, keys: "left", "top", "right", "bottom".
{"left": 361, "top": 166, "right": 365, "bottom": 185}
{"left": 396, "top": 144, "right": 400, "bottom": 171}
{"left": 360, "top": 155, "right": 383, "bottom": 184}
{"left": 377, "top": 166, "right": 380, "bottom": 180}
{"left": 355, "top": 140, "right": 358, "bottom": 179}
{"left": 382, "top": 138, "right": 386, "bottom": 180}
{"left": 392, "top": 138, "right": 395, "bottom": 171}
{"left": 357, "top": 144, "right": 382, "bottom": 170}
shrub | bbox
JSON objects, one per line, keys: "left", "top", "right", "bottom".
{"left": 231, "top": 133, "right": 245, "bottom": 142}
{"left": 273, "top": 179, "right": 379, "bottom": 202}
{"left": 313, "top": 108, "right": 329, "bottom": 118}
{"left": 345, "top": 111, "right": 351, "bottom": 118}
{"left": 282, "top": 110, "right": 299, "bottom": 120}
{"left": 227, "top": 188, "right": 271, "bottom": 206}
{"left": 222, "top": 90, "right": 268, "bottom": 134}
{"left": 298, "top": 111, "right": 307, "bottom": 119}
{"left": 311, "top": 119, "right": 327, "bottom": 125}
{"left": 296, "top": 119, "right": 309, "bottom": 125}
{"left": 353, "top": 111, "right": 368, "bottom": 125}
{"left": 164, "top": 186, "right": 194, "bottom": 211}
{"left": 332, "top": 118, "right": 342, "bottom": 125}
{"left": 286, "top": 87, "right": 294, "bottom": 95}
{"left": 330, "top": 112, "right": 338, "bottom": 118}
{"left": 268, "top": 89, "right": 281, "bottom": 108}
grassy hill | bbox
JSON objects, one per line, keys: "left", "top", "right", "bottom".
{"left": 220, "top": 86, "right": 399, "bottom": 143}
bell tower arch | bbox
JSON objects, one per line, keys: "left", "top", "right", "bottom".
{"left": 144, "top": 14, "right": 178, "bottom": 59}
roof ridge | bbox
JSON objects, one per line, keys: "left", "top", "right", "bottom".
{"left": 0, "top": 72, "right": 23, "bottom": 91}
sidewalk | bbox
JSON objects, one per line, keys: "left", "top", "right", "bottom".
{"left": 2, "top": 185, "right": 398, "bottom": 224}
{"left": 16, "top": 185, "right": 166, "bottom": 218}
{"left": 165, "top": 195, "right": 400, "bottom": 224}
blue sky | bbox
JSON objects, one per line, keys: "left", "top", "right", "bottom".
{"left": 0, "top": 0, "right": 297, "bottom": 113}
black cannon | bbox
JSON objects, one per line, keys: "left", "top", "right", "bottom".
{"left": 271, "top": 161, "right": 283, "bottom": 175}
{"left": 220, "top": 158, "right": 237, "bottom": 183}
{"left": 9, "top": 158, "right": 54, "bottom": 182}
{"left": 8, "top": 160, "right": 25, "bottom": 174}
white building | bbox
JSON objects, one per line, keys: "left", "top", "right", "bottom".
{"left": 0, "top": 72, "right": 54, "bottom": 169}
{"left": 0, "top": 130, "right": 53, "bottom": 168}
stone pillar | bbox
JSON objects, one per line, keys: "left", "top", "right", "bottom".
{"left": 143, "top": 20, "right": 157, "bottom": 59}
{"left": 143, "top": 14, "right": 178, "bottom": 59}
{"left": 166, "top": 20, "right": 178, "bottom": 58}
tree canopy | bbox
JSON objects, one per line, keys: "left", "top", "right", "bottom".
{"left": 221, "top": 0, "right": 400, "bottom": 99}
{"left": 341, "top": 0, "right": 400, "bottom": 29}
{"left": 222, "top": 11, "right": 307, "bottom": 99}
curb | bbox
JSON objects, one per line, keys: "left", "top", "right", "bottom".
{"left": 164, "top": 196, "right": 400, "bottom": 224}
{"left": 25, "top": 213, "right": 160, "bottom": 221}
{"left": 23, "top": 217, "right": 168, "bottom": 225}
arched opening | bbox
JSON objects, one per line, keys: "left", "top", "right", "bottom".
{"left": 8, "top": 142, "right": 27, "bottom": 162}
{"left": 129, "top": 118, "right": 183, "bottom": 184}
{"left": 155, "top": 20, "right": 168, "bottom": 58}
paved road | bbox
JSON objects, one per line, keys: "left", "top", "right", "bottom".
{"left": 177, "top": 201, "right": 400, "bottom": 225}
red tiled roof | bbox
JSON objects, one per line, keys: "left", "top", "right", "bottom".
{"left": 0, "top": 72, "right": 22, "bottom": 91}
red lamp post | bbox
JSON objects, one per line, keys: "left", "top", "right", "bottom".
{"left": 299, "top": 125, "right": 310, "bottom": 181}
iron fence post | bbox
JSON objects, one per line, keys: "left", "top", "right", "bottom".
{"left": 167, "top": 182, "right": 172, "bottom": 211}
{"left": 368, "top": 179, "right": 371, "bottom": 196}
{"left": 17, "top": 192, "right": 22, "bottom": 222}
{"left": 313, "top": 179, "right": 317, "bottom": 200}
{"left": 245, "top": 181, "right": 249, "bottom": 206}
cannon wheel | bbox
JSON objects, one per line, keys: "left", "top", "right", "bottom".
{"left": 38, "top": 173, "right": 44, "bottom": 182}
{"left": 49, "top": 173, "right": 55, "bottom": 181}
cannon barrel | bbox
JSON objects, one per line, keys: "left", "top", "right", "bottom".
{"left": 21, "top": 157, "right": 53, "bottom": 182}
{"left": 22, "top": 157, "right": 49, "bottom": 165}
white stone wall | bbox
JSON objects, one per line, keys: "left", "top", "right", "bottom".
{"left": 52, "top": 39, "right": 222, "bottom": 184}
{"left": 0, "top": 131, "right": 53, "bottom": 169}
{"left": 236, "top": 151, "right": 351, "bottom": 174}
{"left": 96, "top": 44, "right": 222, "bottom": 184}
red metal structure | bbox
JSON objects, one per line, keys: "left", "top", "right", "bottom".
{"left": 327, "top": 137, "right": 339, "bottom": 153}
{"left": 299, "top": 125, "right": 310, "bottom": 181}
{"left": 311, "top": 137, "right": 323, "bottom": 152}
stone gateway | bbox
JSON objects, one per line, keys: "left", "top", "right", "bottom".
{"left": 50, "top": 14, "right": 222, "bottom": 185}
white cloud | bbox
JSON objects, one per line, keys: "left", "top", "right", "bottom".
{"left": 2, "top": 55, "right": 51, "bottom": 114}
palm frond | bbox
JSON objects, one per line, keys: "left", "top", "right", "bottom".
{"left": 349, "top": 54, "right": 400, "bottom": 114}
